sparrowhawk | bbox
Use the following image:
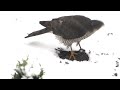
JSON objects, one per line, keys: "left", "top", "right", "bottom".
{"left": 25, "top": 15, "right": 104, "bottom": 60}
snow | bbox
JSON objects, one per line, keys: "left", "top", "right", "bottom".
{"left": 0, "top": 11, "right": 120, "bottom": 79}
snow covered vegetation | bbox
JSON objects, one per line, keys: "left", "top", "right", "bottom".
{"left": 12, "top": 56, "right": 44, "bottom": 79}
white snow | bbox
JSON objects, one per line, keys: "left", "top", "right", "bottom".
{"left": 0, "top": 11, "right": 120, "bottom": 79}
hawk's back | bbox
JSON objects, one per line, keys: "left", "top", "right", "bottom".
{"left": 52, "top": 15, "right": 93, "bottom": 39}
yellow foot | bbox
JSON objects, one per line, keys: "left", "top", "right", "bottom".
{"left": 69, "top": 51, "right": 77, "bottom": 60}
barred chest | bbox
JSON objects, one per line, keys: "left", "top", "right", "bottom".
{"left": 56, "top": 30, "right": 96, "bottom": 47}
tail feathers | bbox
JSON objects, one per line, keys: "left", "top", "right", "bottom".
{"left": 25, "top": 28, "right": 51, "bottom": 38}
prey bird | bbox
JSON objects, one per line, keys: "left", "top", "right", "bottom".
{"left": 25, "top": 15, "right": 104, "bottom": 60}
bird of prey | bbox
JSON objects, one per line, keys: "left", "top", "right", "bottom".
{"left": 25, "top": 15, "right": 104, "bottom": 60}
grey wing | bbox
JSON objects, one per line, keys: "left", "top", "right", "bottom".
{"left": 53, "top": 19, "right": 88, "bottom": 39}
{"left": 39, "top": 21, "right": 51, "bottom": 28}
{"left": 62, "top": 24, "right": 88, "bottom": 39}
{"left": 72, "top": 15, "right": 93, "bottom": 30}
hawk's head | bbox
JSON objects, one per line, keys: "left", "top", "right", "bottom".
{"left": 91, "top": 20, "right": 104, "bottom": 30}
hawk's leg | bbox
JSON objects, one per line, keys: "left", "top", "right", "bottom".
{"left": 78, "top": 43, "right": 82, "bottom": 50}
{"left": 77, "top": 42, "right": 85, "bottom": 52}
{"left": 69, "top": 46, "right": 77, "bottom": 60}
{"left": 76, "top": 42, "right": 81, "bottom": 50}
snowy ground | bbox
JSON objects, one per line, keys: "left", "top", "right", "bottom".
{"left": 0, "top": 11, "right": 120, "bottom": 79}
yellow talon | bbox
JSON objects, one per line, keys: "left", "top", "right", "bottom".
{"left": 69, "top": 51, "right": 77, "bottom": 60}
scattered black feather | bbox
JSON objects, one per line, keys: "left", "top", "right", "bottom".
{"left": 65, "top": 62, "right": 69, "bottom": 64}
{"left": 55, "top": 48, "right": 89, "bottom": 61}
{"left": 113, "top": 73, "right": 118, "bottom": 77}
{"left": 116, "top": 61, "right": 119, "bottom": 67}
{"left": 107, "top": 33, "right": 113, "bottom": 36}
